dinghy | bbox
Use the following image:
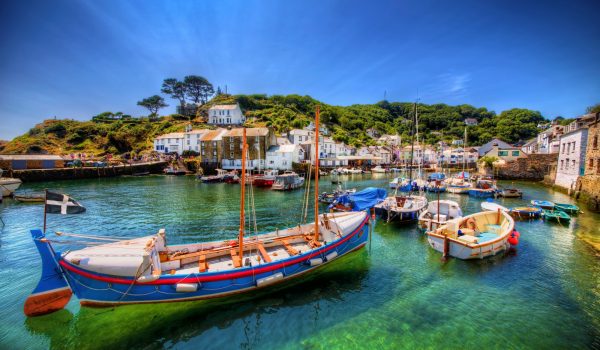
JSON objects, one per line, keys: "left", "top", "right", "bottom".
{"left": 531, "top": 200, "right": 555, "bottom": 210}
{"left": 541, "top": 209, "right": 571, "bottom": 223}
{"left": 481, "top": 201, "right": 509, "bottom": 212}
{"left": 554, "top": 203, "right": 580, "bottom": 214}
{"left": 0, "top": 169, "right": 22, "bottom": 196}
{"left": 374, "top": 194, "right": 428, "bottom": 222}
{"left": 14, "top": 194, "right": 45, "bottom": 203}
{"left": 426, "top": 210, "right": 516, "bottom": 260}
{"left": 25, "top": 107, "right": 373, "bottom": 317}
{"left": 510, "top": 206, "right": 542, "bottom": 219}
{"left": 418, "top": 200, "right": 462, "bottom": 231}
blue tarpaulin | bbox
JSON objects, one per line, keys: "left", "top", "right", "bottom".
{"left": 428, "top": 173, "right": 446, "bottom": 181}
{"left": 330, "top": 187, "right": 387, "bottom": 211}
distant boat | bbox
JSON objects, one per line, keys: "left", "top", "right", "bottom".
{"left": 541, "top": 209, "right": 571, "bottom": 223}
{"left": 0, "top": 169, "right": 22, "bottom": 196}
{"left": 319, "top": 185, "right": 356, "bottom": 204}
{"left": 252, "top": 170, "right": 278, "bottom": 187}
{"left": 510, "top": 206, "right": 542, "bottom": 219}
{"left": 272, "top": 171, "right": 305, "bottom": 191}
{"left": 164, "top": 167, "right": 187, "bottom": 176}
{"left": 374, "top": 194, "right": 428, "bottom": 223}
{"left": 497, "top": 185, "right": 523, "bottom": 198}
{"left": 426, "top": 210, "right": 516, "bottom": 260}
{"left": 200, "top": 169, "right": 229, "bottom": 183}
{"left": 328, "top": 187, "right": 386, "bottom": 212}
{"left": 14, "top": 194, "right": 45, "bottom": 203}
{"left": 481, "top": 201, "right": 509, "bottom": 212}
{"left": 554, "top": 203, "right": 580, "bottom": 214}
{"left": 371, "top": 165, "right": 387, "bottom": 173}
{"left": 468, "top": 188, "right": 495, "bottom": 198}
{"left": 418, "top": 200, "right": 462, "bottom": 231}
{"left": 531, "top": 200, "right": 555, "bottom": 210}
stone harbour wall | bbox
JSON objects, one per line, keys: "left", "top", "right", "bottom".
{"left": 575, "top": 175, "right": 600, "bottom": 212}
{"left": 493, "top": 153, "right": 558, "bottom": 180}
{"left": 8, "top": 161, "right": 168, "bottom": 182}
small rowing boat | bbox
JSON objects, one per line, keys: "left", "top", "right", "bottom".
{"left": 554, "top": 203, "right": 580, "bottom": 214}
{"left": 374, "top": 194, "right": 428, "bottom": 223}
{"left": 541, "top": 209, "right": 571, "bottom": 223}
{"left": 481, "top": 201, "right": 509, "bottom": 212}
{"left": 510, "top": 206, "right": 542, "bottom": 219}
{"left": 531, "top": 200, "right": 555, "bottom": 210}
{"left": 426, "top": 210, "right": 516, "bottom": 260}
{"left": 14, "top": 194, "right": 45, "bottom": 203}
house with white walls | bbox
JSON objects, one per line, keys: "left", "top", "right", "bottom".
{"left": 288, "top": 129, "right": 313, "bottom": 144}
{"left": 266, "top": 144, "right": 305, "bottom": 170}
{"left": 208, "top": 103, "right": 245, "bottom": 125}
{"left": 555, "top": 127, "right": 588, "bottom": 190}
{"left": 183, "top": 129, "right": 210, "bottom": 153}
{"left": 154, "top": 132, "right": 185, "bottom": 154}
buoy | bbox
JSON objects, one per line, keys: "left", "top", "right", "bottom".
{"left": 508, "top": 233, "right": 519, "bottom": 246}
{"left": 512, "top": 230, "right": 521, "bottom": 238}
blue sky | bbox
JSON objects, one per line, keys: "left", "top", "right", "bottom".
{"left": 1, "top": 0, "right": 599, "bottom": 140}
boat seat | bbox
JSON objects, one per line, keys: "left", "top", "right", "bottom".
{"left": 198, "top": 255, "right": 208, "bottom": 273}
{"left": 257, "top": 243, "right": 272, "bottom": 263}
{"left": 486, "top": 224, "right": 502, "bottom": 235}
{"left": 458, "top": 235, "right": 478, "bottom": 244}
{"left": 281, "top": 239, "right": 298, "bottom": 256}
{"left": 230, "top": 249, "right": 241, "bottom": 268}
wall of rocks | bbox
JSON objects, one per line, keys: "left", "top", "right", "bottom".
{"left": 493, "top": 154, "right": 558, "bottom": 180}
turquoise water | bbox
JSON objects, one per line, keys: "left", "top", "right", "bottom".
{"left": 0, "top": 174, "right": 598, "bottom": 349}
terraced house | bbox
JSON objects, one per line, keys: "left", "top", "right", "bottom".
{"left": 199, "top": 129, "right": 227, "bottom": 165}
{"left": 221, "top": 128, "right": 276, "bottom": 170}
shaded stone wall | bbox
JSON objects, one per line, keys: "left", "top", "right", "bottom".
{"left": 575, "top": 175, "right": 600, "bottom": 212}
{"left": 9, "top": 161, "right": 167, "bottom": 182}
{"left": 493, "top": 154, "right": 558, "bottom": 180}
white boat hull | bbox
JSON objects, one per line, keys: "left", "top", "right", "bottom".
{"left": 0, "top": 178, "right": 22, "bottom": 196}
{"left": 427, "top": 234, "right": 510, "bottom": 259}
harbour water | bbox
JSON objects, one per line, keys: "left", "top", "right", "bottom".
{"left": 0, "top": 174, "right": 598, "bottom": 349}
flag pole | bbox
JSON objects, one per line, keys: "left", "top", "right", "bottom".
{"left": 43, "top": 189, "right": 48, "bottom": 233}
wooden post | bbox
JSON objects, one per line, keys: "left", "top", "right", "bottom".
{"left": 43, "top": 189, "right": 48, "bottom": 233}
{"left": 238, "top": 128, "right": 247, "bottom": 267}
{"left": 314, "top": 106, "right": 320, "bottom": 243}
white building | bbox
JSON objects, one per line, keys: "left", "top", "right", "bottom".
{"left": 288, "top": 129, "right": 313, "bottom": 144}
{"left": 154, "top": 132, "right": 184, "bottom": 154}
{"left": 208, "top": 103, "right": 245, "bottom": 125}
{"left": 555, "top": 127, "right": 588, "bottom": 190}
{"left": 536, "top": 125, "right": 564, "bottom": 154}
{"left": 183, "top": 129, "right": 209, "bottom": 153}
{"left": 266, "top": 144, "right": 305, "bottom": 170}
{"left": 378, "top": 134, "right": 401, "bottom": 147}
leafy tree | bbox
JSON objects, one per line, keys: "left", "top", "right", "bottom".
{"left": 183, "top": 75, "right": 214, "bottom": 104}
{"left": 161, "top": 78, "right": 187, "bottom": 111}
{"left": 586, "top": 103, "right": 600, "bottom": 114}
{"left": 137, "top": 95, "right": 168, "bottom": 117}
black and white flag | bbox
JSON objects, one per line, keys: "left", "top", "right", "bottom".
{"left": 45, "top": 191, "right": 86, "bottom": 215}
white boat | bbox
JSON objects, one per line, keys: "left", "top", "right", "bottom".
{"left": 374, "top": 194, "right": 428, "bottom": 222}
{"left": 447, "top": 184, "right": 471, "bottom": 194}
{"left": 481, "top": 201, "right": 509, "bottom": 212}
{"left": 272, "top": 171, "right": 305, "bottom": 190}
{"left": 418, "top": 200, "right": 463, "bottom": 231}
{"left": 389, "top": 177, "right": 402, "bottom": 189}
{"left": 426, "top": 210, "right": 516, "bottom": 259}
{"left": 371, "top": 166, "right": 387, "bottom": 173}
{"left": 0, "top": 169, "right": 22, "bottom": 196}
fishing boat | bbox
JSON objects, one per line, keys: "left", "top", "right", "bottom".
{"left": 374, "top": 194, "right": 428, "bottom": 222}
{"left": 24, "top": 107, "right": 374, "bottom": 317}
{"left": 541, "top": 209, "right": 571, "bottom": 223}
{"left": 328, "top": 187, "right": 387, "bottom": 212}
{"left": 510, "top": 206, "right": 542, "bottom": 219}
{"left": 426, "top": 180, "right": 446, "bottom": 193}
{"left": 531, "top": 200, "right": 555, "bottom": 210}
{"left": 371, "top": 165, "right": 387, "bottom": 173}
{"left": 447, "top": 184, "right": 471, "bottom": 194}
{"left": 554, "top": 203, "right": 580, "bottom": 214}
{"left": 468, "top": 179, "right": 496, "bottom": 198}
{"left": 272, "top": 171, "right": 305, "bottom": 191}
{"left": 200, "top": 169, "right": 229, "bottom": 183}
{"left": 418, "top": 200, "right": 462, "bottom": 231}
{"left": 14, "top": 194, "right": 45, "bottom": 203}
{"left": 0, "top": 169, "right": 22, "bottom": 196}
{"left": 497, "top": 185, "right": 523, "bottom": 198}
{"left": 223, "top": 173, "right": 240, "bottom": 184}
{"left": 318, "top": 185, "right": 356, "bottom": 204}
{"left": 252, "top": 170, "right": 278, "bottom": 187}
{"left": 163, "top": 167, "right": 187, "bottom": 176}
{"left": 426, "top": 210, "right": 516, "bottom": 260}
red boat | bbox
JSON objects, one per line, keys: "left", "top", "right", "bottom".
{"left": 249, "top": 170, "right": 278, "bottom": 187}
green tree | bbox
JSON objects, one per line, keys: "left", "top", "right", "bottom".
{"left": 137, "top": 95, "right": 168, "bottom": 117}
{"left": 161, "top": 78, "right": 187, "bottom": 111}
{"left": 586, "top": 103, "right": 600, "bottom": 114}
{"left": 183, "top": 75, "right": 214, "bottom": 104}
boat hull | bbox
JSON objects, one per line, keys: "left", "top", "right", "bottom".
{"left": 426, "top": 234, "right": 510, "bottom": 260}
{"left": 29, "top": 216, "right": 370, "bottom": 308}
{"left": 0, "top": 178, "right": 22, "bottom": 196}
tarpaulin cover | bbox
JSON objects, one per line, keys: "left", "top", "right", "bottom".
{"left": 331, "top": 187, "right": 387, "bottom": 211}
{"left": 427, "top": 173, "right": 446, "bottom": 180}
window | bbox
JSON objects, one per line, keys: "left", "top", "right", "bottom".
{"left": 594, "top": 135, "right": 598, "bottom": 149}
{"left": 565, "top": 159, "right": 569, "bottom": 169}
{"left": 230, "top": 143, "right": 234, "bottom": 150}
{"left": 230, "top": 152, "right": 234, "bottom": 158}
{"left": 589, "top": 158, "right": 594, "bottom": 168}
{"left": 213, "top": 150, "right": 217, "bottom": 156}
{"left": 560, "top": 160, "right": 564, "bottom": 170}
{"left": 562, "top": 144, "right": 565, "bottom": 153}
{"left": 572, "top": 160, "right": 576, "bottom": 170}
{"left": 512, "top": 151, "right": 519, "bottom": 156}
{"left": 498, "top": 150, "right": 508, "bottom": 156}
{"left": 212, "top": 141, "right": 216, "bottom": 147}
{"left": 572, "top": 142, "right": 576, "bottom": 153}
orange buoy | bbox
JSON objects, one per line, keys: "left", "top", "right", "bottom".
{"left": 508, "top": 233, "right": 519, "bottom": 246}
{"left": 512, "top": 230, "right": 521, "bottom": 238}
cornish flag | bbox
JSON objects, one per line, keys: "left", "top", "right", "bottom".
{"left": 45, "top": 191, "right": 86, "bottom": 215}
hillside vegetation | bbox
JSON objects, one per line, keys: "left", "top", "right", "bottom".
{"left": 2, "top": 94, "right": 547, "bottom": 156}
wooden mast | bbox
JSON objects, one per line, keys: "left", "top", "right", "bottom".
{"left": 238, "top": 128, "right": 247, "bottom": 266}
{"left": 314, "top": 106, "right": 320, "bottom": 242}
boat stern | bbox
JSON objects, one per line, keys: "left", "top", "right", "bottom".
{"left": 24, "top": 229, "right": 72, "bottom": 317}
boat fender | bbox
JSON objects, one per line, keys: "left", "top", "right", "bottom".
{"left": 325, "top": 251, "right": 338, "bottom": 262}
{"left": 308, "top": 258, "right": 323, "bottom": 266}
{"left": 512, "top": 230, "right": 520, "bottom": 238}
{"left": 508, "top": 233, "right": 519, "bottom": 246}
{"left": 136, "top": 273, "right": 161, "bottom": 283}
{"left": 256, "top": 272, "right": 284, "bottom": 288}
{"left": 175, "top": 283, "right": 199, "bottom": 293}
